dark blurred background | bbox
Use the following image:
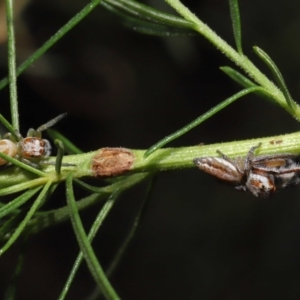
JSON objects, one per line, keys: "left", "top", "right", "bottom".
{"left": 1, "top": 0, "right": 300, "bottom": 299}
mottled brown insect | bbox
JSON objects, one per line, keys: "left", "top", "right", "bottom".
{"left": 194, "top": 143, "right": 300, "bottom": 198}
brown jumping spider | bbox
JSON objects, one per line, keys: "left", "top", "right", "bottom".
{"left": 0, "top": 113, "right": 67, "bottom": 168}
{"left": 193, "top": 143, "right": 300, "bottom": 198}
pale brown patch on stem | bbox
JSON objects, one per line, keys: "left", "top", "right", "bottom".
{"left": 92, "top": 147, "right": 134, "bottom": 177}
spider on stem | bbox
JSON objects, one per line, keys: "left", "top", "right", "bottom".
{"left": 0, "top": 113, "right": 68, "bottom": 169}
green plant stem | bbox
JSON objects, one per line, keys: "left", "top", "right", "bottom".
{"left": 5, "top": 0, "right": 19, "bottom": 131}
{"left": 165, "top": 0, "right": 300, "bottom": 118}
{"left": 1, "top": 130, "right": 300, "bottom": 196}
{"left": 0, "top": 0, "right": 103, "bottom": 91}
{"left": 136, "top": 131, "right": 300, "bottom": 172}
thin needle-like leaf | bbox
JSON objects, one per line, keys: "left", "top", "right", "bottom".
{"left": 66, "top": 173, "right": 120, "bottom": 300}
{"left": 86, "top": 176, "right": 156, "bottom": 300}
{"left": 101, "top": 0, "right": 195, "bottom": 36}
{"left": 0, "top": 114, "right": 19, "bottom": 140}
{"left": 106, "top": 176, "right": 157, "bottom": 277}
{"left": 0, "top": 187, "right": 42, "bottom": 219}
{"left": 165, "top": 0, "right": 300, "bottom": 117}
{"left": 4, "top": 239, "right": 27, "bottom": 300}
{"left": 0, "top": 152, "right": 47, "bottom": 177}
{"left": 220, "top": 66, "right": 256, "bottom": 88}
{"left": 24, "top": 174, "right": 150, "bottom": 236}
{"left": 47, "top": 129, "right": 82, "bottom": 154}
{"left": 103, "top": 0, "right": 194, "bottom": 29}
{"left": 253, "top": 46, "right": 296, "bottom": 111}
{"left": 73, "top": 179, "right": 107, "bottom": 193}
{"left": 0, "top": 0, "right": 103, "bottom": 91}
{"left": 220, "top": 66, "right": 274, "bottom": 100}
{"left": 0, "top": 213, "right": 24, "bottom": 242}
{"left": 229, "top": 0, "right": 242, "bottom": 54}
{"left": 58, "top": 190, "right": 120, "bottom": 300}
{"left": 0, "top": 177, "right": 48, "bottom": 197}
{"left": 5, "top": 0, "right": 19, "bottom": 131}
{"left": 0, "top": 180, "right": 52, "bottom": 256}
{"left": 144, "top": 86, "right": 264, "bottom": 158}
{"left": 54, "top": 139, "right": 65, "bottom": 174}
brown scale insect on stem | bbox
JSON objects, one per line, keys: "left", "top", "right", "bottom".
{"left": 92, "top": 147, "right": 135, "bottom": 177}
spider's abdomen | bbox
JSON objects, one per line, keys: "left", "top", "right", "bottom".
{"left": 0, "top": 139, "right": 17, "bottom": 165}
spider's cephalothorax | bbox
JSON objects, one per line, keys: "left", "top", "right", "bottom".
{"left": 194, "top": 143, "right": 300, "bottom": 198}
{"left": 0, "top": 113, "right": 67, "bottom": 168}
{"left": 17, "top": 137, "right": 52, "bottom": 161}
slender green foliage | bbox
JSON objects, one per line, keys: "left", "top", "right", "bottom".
{"left": 5, "top": 0, "right": 19, "bottom": 131}
{"left": 0, "top": 213, "right": 24, "bottom": 243}
{"left": 165, "top": 0, "right": 300, "bottom": 118}
{"left": 144, "top": 87, "right": 264, "bottom": 158}
{"left": 73, "top": 179, "right": 109, "bottom": 193}
{"left": 54, "top": 139, "right": 65, "bottom": 174}
{"left": 66, "top": 174, "right": 120, "bottom": 300}
{"left": 220, "top": 66, "right": 276, "bottom": 100}
{"left": 0, "top": 187, "right": 41, "bottom": 219}
{"left": 0, "top": 0, "right": 104, "bottom": 91}
{"left": 0, "top": 152, "right": 47, "bottom": 177}
{"left": 106, "top": 176, "right": 157, "bottom": 277}
{"left": 47, "top": 129, "right": 83, "bottom": 154}
{"left": 0, "top": 114, "right": 18, "bottom": 140}
{"left": 253, "top": 46, "right": 297, "bottom": 111}
{"left": 101, "top": 0, "right": 195, "bottom": 36}
{"left": 58, "top": 190, "right": 121, "bottom": 300}
{"left": 1, "top": 0, "right": 300, "bottom": 298}
{"left": 229, "top": 0, "right": 242, "bottom": 54}
{"left": 4, "top": 240, "right": 27, "bottom": 300}
{"left": 220, "top": 66, "right": 256, "bottom": 88}
{"left": 0, "top": 181, "right": 52, "bottom": 256}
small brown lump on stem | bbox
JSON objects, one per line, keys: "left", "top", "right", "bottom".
{"left": 92, "top": 147, "right": 134, "bottom": 177}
